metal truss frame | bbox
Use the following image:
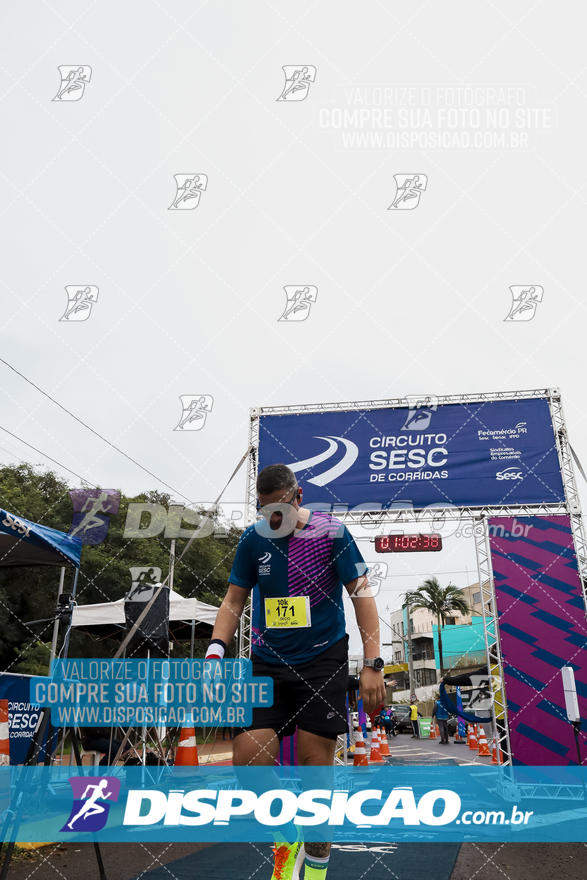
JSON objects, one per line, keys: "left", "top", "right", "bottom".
{"left": 473, "top": 517, "right": 511, "bottom": 765}
{"left": 243, "top": 388, "right": 587, "bottom": 764}
{"left": 237, "top": 409, "right": 260, "bottom": 660}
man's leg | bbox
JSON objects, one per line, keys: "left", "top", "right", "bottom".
{"left": 233, "top": 728, "right": 304, "bottom": 878}
{"left": 232, "top": 728, "right": 280, "bottom": 766}
{"left": 297, "top": 730, "right": 337, "bottom": 878}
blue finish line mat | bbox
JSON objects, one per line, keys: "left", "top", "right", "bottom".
{"left": 130, "top": 841, "right": 462, "bottom": 880}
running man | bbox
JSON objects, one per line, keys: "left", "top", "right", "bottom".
{"left": 67, "top": 779, "right": 112, "bottom": 829}
{"left": 207, "top": 464, "right": 386, "bottom": 880}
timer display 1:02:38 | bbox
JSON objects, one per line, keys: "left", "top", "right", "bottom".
{"left": 374, "top": 534, "right": 443, "bottom": 553}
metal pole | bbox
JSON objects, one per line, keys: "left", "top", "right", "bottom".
{"left": 190, "top": 620, "right": 196, "bottom": 658}
{"left": 60, "top": 568, "right": 79, "bottom": 660}
{"left": 49, "top": 567, "right": 66, "bottom": 667}
{"left": 405, "top": 601, "right": 416, "bottom": 696}
{"left": 169, "top": 539, "right": 176, "bottom": 591}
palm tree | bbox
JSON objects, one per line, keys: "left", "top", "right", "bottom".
{"left": 403, "top": 577, "right": 470, "bottom": 678}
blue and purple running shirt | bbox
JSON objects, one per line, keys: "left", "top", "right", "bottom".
{"left": 228, "top": 511, "right": 368, "bottom": 665}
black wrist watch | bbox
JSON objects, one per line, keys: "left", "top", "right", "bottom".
{"left": 363, "top": 657, "right": 385, "bottom": 671}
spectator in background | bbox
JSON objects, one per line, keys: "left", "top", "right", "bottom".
{"left": 410, "top": 696, "right": 422, "bottom": 738}
{"left": 79, "top": 728, "right": 123, "bottom": 766}
{"left": 432, "top": 698, "right": 450, "bottom": 744}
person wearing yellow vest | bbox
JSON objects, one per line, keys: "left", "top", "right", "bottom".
{"left": 409, "top": 696, "right": 422, "bottom": 738}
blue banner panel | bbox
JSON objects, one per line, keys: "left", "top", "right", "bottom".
{"left": 0, "top": 674, "right": 55, "bottom": 765}
{"left": 258, "top": 398, "right": 564, "bottom": 509}
{"left": 5, "top": 766, "right": 587, "bottom": 844}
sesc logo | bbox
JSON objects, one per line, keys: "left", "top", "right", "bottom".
{"left": 496, "top": 467, "right": 524, "bottom": 481}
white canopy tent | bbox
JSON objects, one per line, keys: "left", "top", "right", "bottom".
{"left": 70, "top": 589, "right": 219, "bottom": 644}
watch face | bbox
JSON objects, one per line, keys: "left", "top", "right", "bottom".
{"left": 373, "top": 657, "right": 384, "bottom": 671}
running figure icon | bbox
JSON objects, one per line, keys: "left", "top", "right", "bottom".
{"left": 278, "top": 286, "right": 318, "bottom": 322}
{"left": 52, "top": 66, "right": 92, "bottom": 101}
{"left": 277, "top": 66, "right": 316, "bottom": 102}
{"left": 59, "top": 286, "right": 99, "bottom": 322}
{"left": 169, "top": 174, "right": 208, "bottom": 210}
{"left": 388, "top": 174, "right": 428, "bottom": 210}
{"left": 504, "top": 285, "right": 544, "bottom": 322}
{"left": 67, "top": 779, "right": 112, "bottom": 830}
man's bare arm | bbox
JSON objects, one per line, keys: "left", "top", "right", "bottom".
{"left": 344, "top": 577, "right": 386, "bottom": 713}
{"left": 210, "top": 583, "right": 250, "bottom": 645}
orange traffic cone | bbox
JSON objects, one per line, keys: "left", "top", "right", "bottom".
{"left": 468, "top": 725, "right": 478, "bottom": 751}
{"left": 353, "top": 729, "right": 369, "bottom": 767}
{"left": 0, "top": 701, "right": 9, "bottom": 766}
{"left": 429, "top": 720, "right": 437, "bottom": 739}
{"left": 491, "top": 736, "right": 503, "bottom": 765}
{"left": 477, "top": 727, "right": 491, "bottom": 757}
{"left": 174, "top": 727, "right": 199, "bottom": 766}
{"left": 369, "top": 728, "right": 383, "bottom": 763}
{"left": 378, "top": 727, "right": 390, "bottom": 757}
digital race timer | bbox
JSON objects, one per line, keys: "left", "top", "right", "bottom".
{"left": 375, "top": 534, "right": 443, "bottom": 553}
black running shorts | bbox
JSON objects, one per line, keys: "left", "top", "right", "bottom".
{"left": 234, "top": 635, "right": 349, "bottom": 742}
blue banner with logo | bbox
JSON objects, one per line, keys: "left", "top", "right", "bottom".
{"left": 258, "top": 397, "right": 564, "bottom": 509}
{"left": 0, "top": 673, "right": 56, "bottom": 765}
{"left": 456, "top": 687, "right": 467, "bottom": 739}
{"left": 3, "top": 765, "right": 587, "bottom": 843}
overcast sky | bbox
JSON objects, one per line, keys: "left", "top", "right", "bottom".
{"left": 1, "top": 3, "right": 585, "bottom": 655}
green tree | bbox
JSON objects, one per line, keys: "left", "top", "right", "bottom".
{"left": 403, "top": 577, "right": 470, "bottom": 678}
{"left": 0, "top": 463, "right": 242, "bottom": 670}
{"left": 13, "top": 641, "right": 51, "bottom": 676}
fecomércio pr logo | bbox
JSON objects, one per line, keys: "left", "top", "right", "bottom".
{"left": 61, "top": 776, "right": 120, "bottom": 833}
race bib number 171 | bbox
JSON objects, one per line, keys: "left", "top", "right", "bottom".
{"left": 264, "top": 596, "right": 311, "bottom": 628}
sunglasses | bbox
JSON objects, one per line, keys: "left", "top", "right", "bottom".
{"left": 256, "top": 488, "right": 299, "bottom": 518}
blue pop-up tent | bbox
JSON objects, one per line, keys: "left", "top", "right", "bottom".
{"left": 0, "top": 508, "right": 81, "bottom": 568}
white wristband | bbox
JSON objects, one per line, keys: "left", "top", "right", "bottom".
{"left": 206, "top": 642, "right": 226, "bottom": 659}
